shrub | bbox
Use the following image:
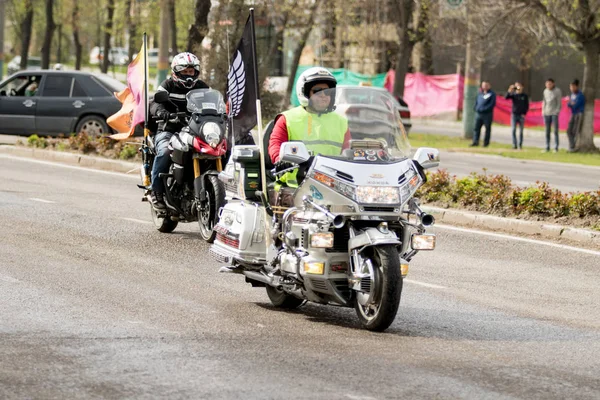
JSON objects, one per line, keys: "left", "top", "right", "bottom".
{"left": 417, "top": 169, "right": 453, "bottom": 202}
{"left": 27, "top": 134, "right": 48, "bottom": 149}
{"left": 450, "top": 172, "right": 491, "bottom": 207}
{"left": 568, "top": 192, "right": 600, "bottom": 217}
{"left": 68, "top": 132, "right": 95, "bottom": 153}
{"left": 119, "top": 144, "right": 138, "bottom": 160}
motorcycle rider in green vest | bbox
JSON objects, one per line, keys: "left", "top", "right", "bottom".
{"left": 268, "top": 67, "right": 351, "bottom": 188}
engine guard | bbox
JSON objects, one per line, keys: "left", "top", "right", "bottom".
{"left": 348, "top": 228, "right": 401, "bottom": 251}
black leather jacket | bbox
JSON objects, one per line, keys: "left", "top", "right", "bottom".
{"left": 149, "top": 77, "right": 209, "bottom": 133}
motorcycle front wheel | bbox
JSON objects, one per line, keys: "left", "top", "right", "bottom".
{"left": 150, "top": 205, "right": 178, "bottom": 233}
{"left": 354, "top": 245, "right": 403, "bottom": 332}
{"left": 198, "top": 175, "right": 226, "bottom": 243}
{"left": 266, "top": 285, "right": 304, "bottom": 309}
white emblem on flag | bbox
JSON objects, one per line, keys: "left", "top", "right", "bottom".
{"left": 227, "top": 51, "right": 246, "bottom": 117}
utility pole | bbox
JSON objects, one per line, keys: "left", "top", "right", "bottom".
{"left": 157, "top": 0, "right": 170, "bottom": 84}
{"left": 462, "top": 1, "right": 479, "bottom": 139}
{"left": 0, "top": 0, "right": 5, "bottom": 80}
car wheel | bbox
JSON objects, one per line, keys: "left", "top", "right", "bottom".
{"left": 75, "top": 115, "right": 110, "bottom": 137}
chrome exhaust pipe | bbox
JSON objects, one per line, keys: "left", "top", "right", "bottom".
{"left": 302, "top": 195, "right": 345, "bottom": 228}
{"left": 420, "top": 213, "right": 435, "bottom": 227}
{"left": 243, "top": 270, "right": 274, "bottom": 286}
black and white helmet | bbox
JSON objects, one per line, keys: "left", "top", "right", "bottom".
{"left": 171, "top": 52, "right": 201, "bottom": 89}
{"left": 296, "top": 67, "right": 337, "bottom": 108}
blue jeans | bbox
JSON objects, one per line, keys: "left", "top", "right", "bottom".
{"left": 473, "top": 112, "right": 493, "bottom": 146}
{"left": 544, "top": 115, "right": 559, "bottom": 151}
{"left": 511, "top": 114, "right": 525, "bottom": 148}
{"left": 151, "top": 131, "right": 173, "bottom": 193}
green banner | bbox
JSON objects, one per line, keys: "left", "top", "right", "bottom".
{"left": 290, "top": 66, "right": 388, "bottom": 106}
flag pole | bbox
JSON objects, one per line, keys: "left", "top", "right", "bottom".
{"left": 249, "top": 9, "right": 265, "bottom": 196}
{"left": 225, "top": 24, "right": 235, "bottom": 147}
{"left": 249, "top": 8, "right": 271, "bottom": 247}
{"left": 142, "top": 32, "right": 151, "bottom": 187}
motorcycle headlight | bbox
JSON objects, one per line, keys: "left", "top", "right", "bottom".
{"left": 202, "top": 122, "right": 221, "bottom": 148}
{"left": 355, "top": 186, "right": 400, "bottom": 204}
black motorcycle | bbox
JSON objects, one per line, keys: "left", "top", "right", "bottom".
{"left": 141, "top": 88, "right": 228, "bottom": 242}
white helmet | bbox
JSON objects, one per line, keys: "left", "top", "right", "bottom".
{"left": 171, "top": 52, "right": 201, "bottom": 89}
{"left": 53, "top": 63, "right": 64, "bottom": 70}
{"left": 296, "top": 67, "right": 337, "bottom": 109}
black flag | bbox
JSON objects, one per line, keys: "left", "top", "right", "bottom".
{"left": 226, "top": 15, "right": 258, "bottom": 145}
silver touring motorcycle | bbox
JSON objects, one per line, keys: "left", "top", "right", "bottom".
{"left": 211, "top": 87, "right": 440, "bottom": 331}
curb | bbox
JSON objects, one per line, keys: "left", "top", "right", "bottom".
{"left": 422, "top": 206, "right": 600, "bottom": 250}
{"left": 0, "top": 145, "right": 138, "bottom": 175}
{"left": 1, "top": 145, "right": 598, "bottom": 250}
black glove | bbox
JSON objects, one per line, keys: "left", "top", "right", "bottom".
{"left": 156, "top": 109, "right": 170, "bottom": 121}
{"left": 274, "top": 161, "right": 294, "bottom": 172}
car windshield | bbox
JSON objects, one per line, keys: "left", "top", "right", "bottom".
{"left": 93, "top": 74, "right": 127, "bottom": 92}
{"left": 325, "top": 87, "right": 411, "bottom": 158}
{"left": 186, "top": 89, "right": 226, "bottom": 114}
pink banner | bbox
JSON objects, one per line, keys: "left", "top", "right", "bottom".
{"left": 386, "top": 69, "right": 599, "bottom": 133}
{"left": 495, "top": 96, "right": 600, "bottom": 132}
{"left": 385, "top": 70, "right": 464, "bottom": 117}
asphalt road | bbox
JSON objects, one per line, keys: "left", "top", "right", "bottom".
{"left": 1, "top": 154, "right": 599, "bottom": 399}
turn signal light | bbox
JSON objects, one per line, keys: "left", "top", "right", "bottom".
{"left": 304, "top": 262, "right": 325, "bottom": 275}
{"left": 401, "top": 263, "right": 409, "bottom": 277}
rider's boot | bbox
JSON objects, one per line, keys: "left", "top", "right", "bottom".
{"left": 150, "top": 191, "right": 166, "bottom": 211}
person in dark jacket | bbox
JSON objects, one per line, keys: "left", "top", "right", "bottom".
{"left": 148, "top": 52, "right": 209, "bottom": 210}
{"left": 471, "top": 81, "right": 497, "bottom": 147}
{"left": 566, "top": 79, "right": 585, "bottom": 152}
{"left": 505, "top": 82, "right": 529, "bottom": 149}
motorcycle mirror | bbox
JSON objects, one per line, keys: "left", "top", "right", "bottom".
{"left": 413, "top": 147, "right": 440, "bottom": 170}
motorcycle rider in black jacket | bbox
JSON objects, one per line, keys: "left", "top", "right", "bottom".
{"left": 149, "top": 52, "right": 209, "bottom": 210}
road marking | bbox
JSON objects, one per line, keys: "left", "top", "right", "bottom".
{"left": 28, "top": 197, "right": 56, "bottom": 204}
{"left": 345, "top": 395, "right": 378, "bottom": 400}
{"left": 435, "top": 224, "right": 600, "bottom": 256}
{"left": 0, "top": 154, "right": 139, "bottom": 179}
{"left": 404, "top": 279, "right": 446, "bottom": 289}
{"left": 0, "top": 275, "right": 21, "bottom": 283}
{"left": 121, "top": 217, "right": 152, "bottom": 225}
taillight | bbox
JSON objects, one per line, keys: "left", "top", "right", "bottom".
{"left": 399, "top": 110, "right": 411, "bottom": 119}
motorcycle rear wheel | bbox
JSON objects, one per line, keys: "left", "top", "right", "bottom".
{"left": 354, "top": 245, "right": 402, "bottom": 332}
{"left": 150, "top": 205, "right": 178, "bottom": 233}
{"left": 198, "top": 175, "right": 226, "bottom": 243}
{"left": 266, "top": 286, "right": 304, "bottom": 309}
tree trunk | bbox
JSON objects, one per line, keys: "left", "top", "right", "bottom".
{"left": 42, "top": 0, "right": 56, "bottom": 69}
{"left": 19, "top": 0, "right": 34, "bottom": 70}
{"left": 169, "top": 0, "right": 177, "bottom": 55}
{"left": 393, "top": 37, "right": 413, "bottom": 98}
{"left": 125, "top": 0, "right": 137, "bottom": 61}
{"left": 72, "top": 1, "right": 82, "bottom": 70}
{"left": 56, "top": 24, "right": 62, "bottom": 63}
{"left": 577, "top": 39, "right": 600, "bottom": 153}
{"left": 186, "top": 0, "right": 211, "bottom": 54}
{"left": 285, "top": 1, "right": 320, "bottom": 106}
{"left": 101, "top": 0, "right": 116, "bottom": 73}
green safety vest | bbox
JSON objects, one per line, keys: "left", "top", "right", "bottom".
{"left": 277, "top": 106, "right": 348, "bottom": 189}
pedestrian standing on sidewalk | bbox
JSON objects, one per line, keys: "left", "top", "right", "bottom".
{"left": 505, "top": 82, "right": 529, "bottom": 149}
{"left": 470, "top": 81, "right": 496, "bottom": 147}
{"left": 542, "top": 78, "right": 562, "bottom": 153}
{"left": 566, "top": 79, "right": 585, "bottom": 152}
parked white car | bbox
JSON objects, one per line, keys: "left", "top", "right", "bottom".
{"left": 89, "top": 47, "right": 129, "bottom": 66}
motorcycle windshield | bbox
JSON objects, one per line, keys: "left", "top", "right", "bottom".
{"left": 186, "top": 88, "right": 226, "bottom": 114}
{"left": 329, "top": 86, "right": 411, "bottom": 158}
